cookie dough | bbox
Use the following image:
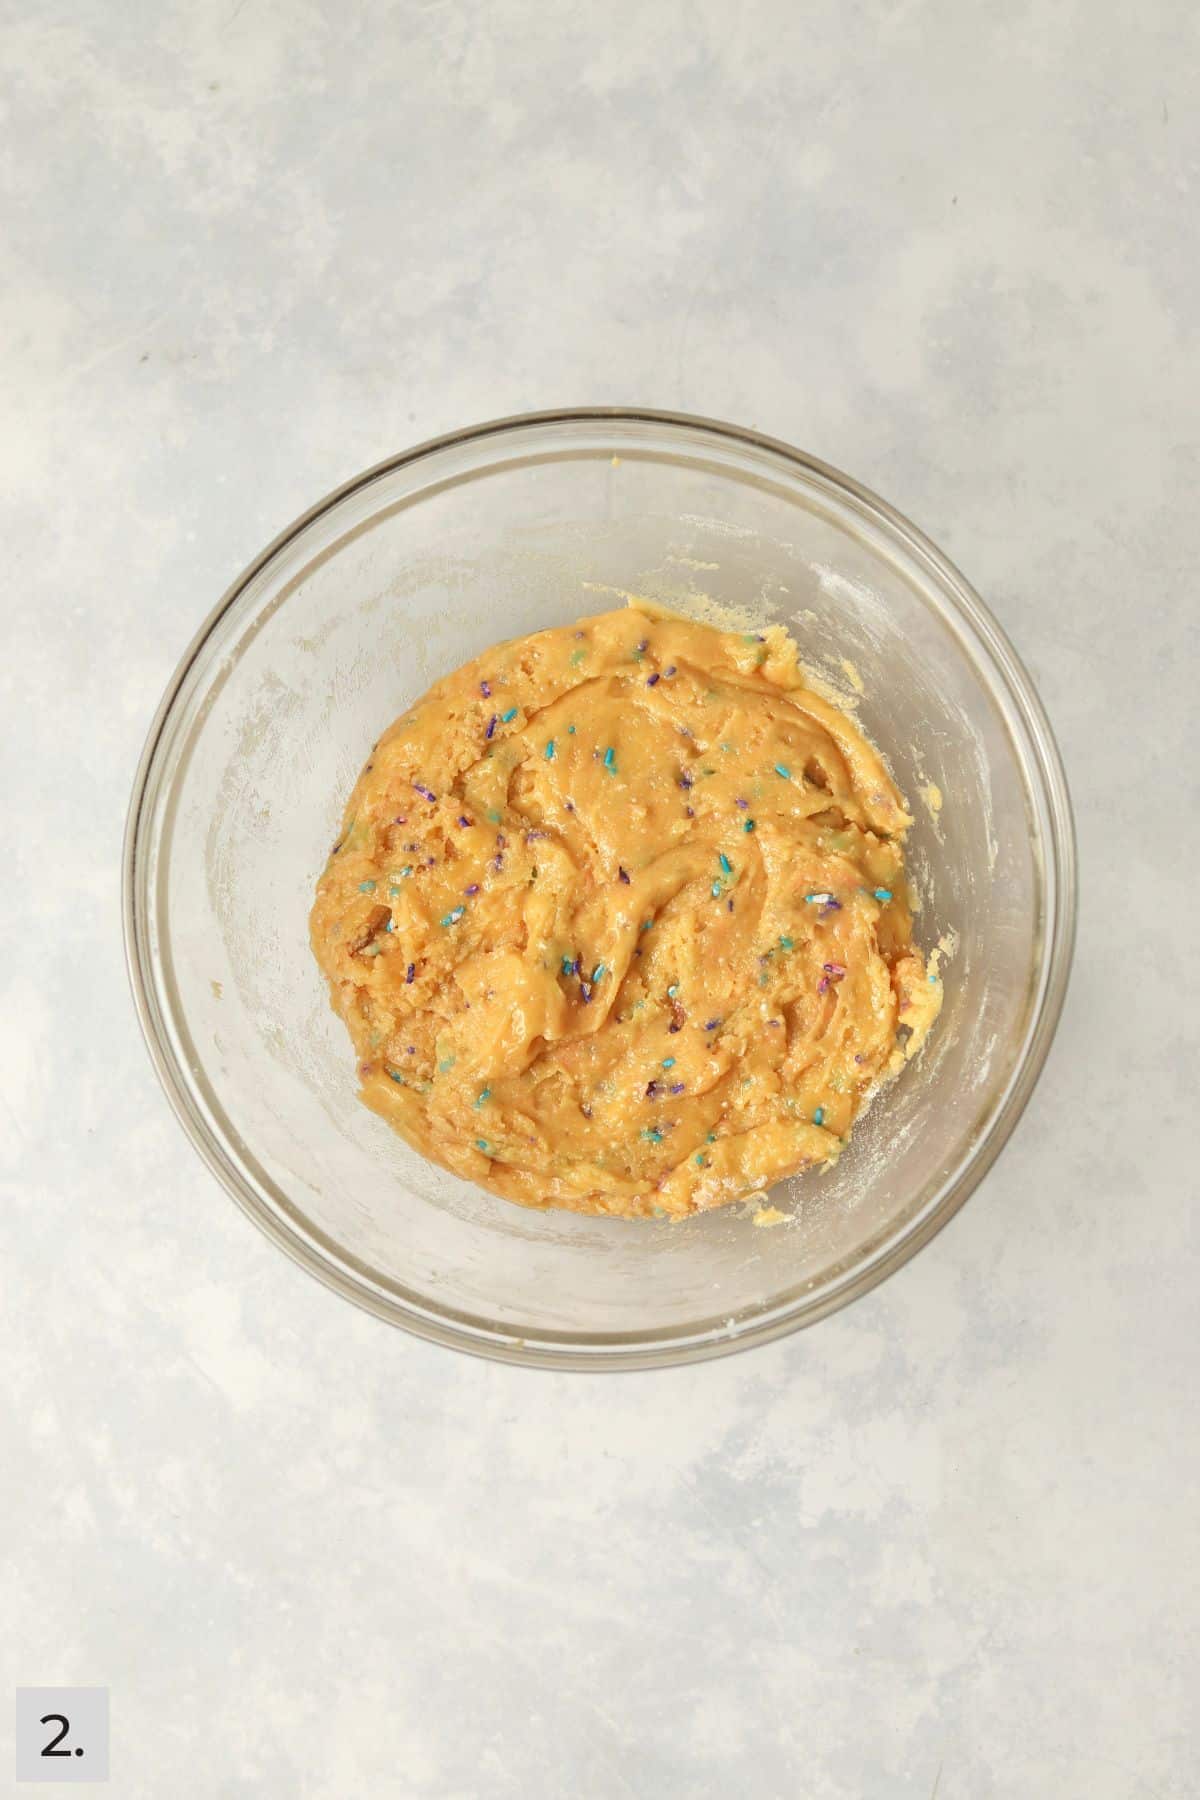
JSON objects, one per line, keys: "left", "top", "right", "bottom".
{"left": 310, "top": 606, "right": 941, "bottom": 1219}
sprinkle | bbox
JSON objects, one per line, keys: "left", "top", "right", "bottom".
{"left": 475, "top": 1139, "right": 491, "bottom": 1154}
{"left": 694, "top": 1153, "right": 705, "bottom": 1166}
{"left": 561, "top": 955, "right": 575, "bottom": 976}
{"left": 823, "top": 962, "right": 847, "bottom": 978}
{"left": 645, "top": 1081, "right": 661, "bottom": 1099}
{"left": 440, "top": 906, "right": 465, "bottom": 926}
{"left": 413, "top": 781, "right": 437, "bottom": 802}
{"left": 603, "top": 746, "right": 616, "bottom": 771}
{"left": 387, "top": 1069, "right": 405, "bottom": 1084}
{"left": 813, "top": 1107, "right": 825, "bottom": 1126}
{"left": 618, "top": 866, "right": 630, "bottom": 884}
{"left": 579, "top": 981, "right": 594, "bottom": 1004}
{"left": 438, "top": 1056, "right": 455, "bottom": 1073}
{"left": 592, "top": 963, "right": 607, "bottom": 983}
{"left": 405, "top": 962, "right": 415, "bottom": 983}
{"left": 486, "top": 714, "right": 498, "bottom": 739}
{"left": 480, "top": 679, "right": 491, "bottom": 698}
{"left": 501, "top": 706, "right": 518, "bottom": 723}
{"left": 545, "top": 739, "right": 555, "bottom": 760}
{"left": 637, "top": 638, "right": 649, "bottom": 653}
{"left": 464, "top": 883, "right": 480, "bottom": 895}
{"left": 670, "top": 1082, "right": 685, "bottom": 1095}
{"left": 661, "top": 1057, "right": 676, "bottom": 1069}
{"left": 393, "top": 816, "right": 407, "bottom": 825}
{"left": 646, "top": 672, "right": 660, "bottom": 687}
{"left": 456, "top": 817, "right": 470, "bottom": 831}
{"left": 643, "top": 1128, "right": 664, "bottom": 1144}
{"left": 664, "top": 665, "right": 677, "bottom": 677}
{"left": 854, "top": 1053, "right": 865, "bottom": 1064}
{"left": 567, "top": 724, "right": 576, "bottom": 734}
{"left": 711, "top": 881, "right": 721, "bottom": 897}
{"left": 805, "top": 892, "right": 835, "bottom": 906}
{"left": 678, "top": 771, "right": 694, "bottom": 789}
{"left": 704, "top": 1018, "right": 721, "bottom": 1031}
{"left": 384, "top": 918, "right": 394, "bottom": 931}
{"left": 685, "top": 806, "right": 695, "bottom": 818}
{"left": 667, "top": 984, "right": 678, "bottom": 997}
{"left": 727, "top": 899, "right": 733, "bottom": 911}
{"left": 358, "top": 879, "right": 376, "bottom": 892}
{"left": 668, "top": 1021, "right": 681, "bottom": 1033}
{"left": 706, "top": 1132, "right": 717, "bottom": 1143}
{"left": 475, "top": 1088, "right": 491, "bottom": 1107}
{"left": 874, "top": 887, "right": 893, "bottom": 901}
{"left": 718, "top": 852, "right": 732, "bottom": 874}
{"left": 735, "top": 797, "right": 748, "bottom": 809}
{"left": 774, "top": 763, "right": 791, "bottom": 779}
{"left": 743, "top": 818, "right": 756, "bottom": 832}
{"left": 641, "top": 919, "right": 653, "bottom": 932}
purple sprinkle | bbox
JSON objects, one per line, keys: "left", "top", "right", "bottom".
{"left": 527, "top": 829, "right": 547, "bottom": 841}
{"left": 406, "top": 1045, "right": 415, "bottom": 1054}
{"left": 580, "top": 981, "right": 594, "bottom": 1004}
{"left": 668, "top": 1020, "right": 681, "bottom": 1033}
{"left": 618, "top": 866, "right": 630, "bottom": 884}
{"left": 646, "top": 1080, "right": 662, "bottom": 1099}
{"left": 727, "top": 899, "right": 734, "bottom": 912}
{"left": 678, "top": 771, "right": 694, "bottom": 790}
{"left": 646, "top": 672, "right": 660, "bottom": 687}
{"left": 637, "top": 638, "right": 649, "bottom": 652}
{"left": 704, "top": 1018, "right": 721, "bottom": 1031}
{"left": 496, "top": 834, "right": 507, "bottom": 849}
{"left": 405, "top": 963, "right": 415, "bottom": 984}
{"left": 493, "top": 854, "right": 504, "bottom": 871}
{"left": 664, "top": 665, "right": 677, "bottom": 677}
{"left": 458, "top": 815, "right": 471, "bottom": 828}
{"left": 756, "top": 634, "right": 766, "bottom": 643}
{"left": 735, "top": 797, "right": 748, "bottom": 809}
{"left": 565, "top": 800, "right": 575, "bottom": 812}
{"left": 393, "top": 815, "right": 407, "bottom": 825}
{"left": 413, "top": 782, "right": 436, "bottom": 803}
{"left": 464, "top": 883, "right": 480, "bottom": 895}
{"left": 480, "top": 679, "right": 492, "bottom": 698}
{"left": 823, "top": 962, "right": 847, "bottom": 977}
{"left": 685, "top": 806, "right": 695, "bottom": 818}
{"left": 669, "top": 1082, "right": 685, "bottom": 1095}
{"left": 486, "top": 714, "right": 498, "bottom": 740}
{"left": 824, "top": 898, "right": 843, "bottom": 913}
{"left": 854, "top": 1053, "right": 865, "bottom": 1063}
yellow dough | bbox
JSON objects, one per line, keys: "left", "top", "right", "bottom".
{"left": 310, "top": 607, "right": 941, "bottom": 1219}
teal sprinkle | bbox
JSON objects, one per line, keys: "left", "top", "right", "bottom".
{"left": 475, "top": 1139, "right": 491, "bottom": 1154}
{"left": 384, "top": 919, "right": 394, "bottom": 932}
{"left": 438, "top": 1056, "right": 455, "bottom": 1073}
{"left": 706, "top": 1132, "right": 717, "bottom": 1143}
{"left": 592, "top": 962, "right": 607, "bottom": 983}
{"left": 779, "top": 935, "right": 794, "bottom": 951}
{"left": 545, "top": 739, "right": 555, "bottom": 760}
{"left": 388, "top": 886, "right": 400, "bottom": 898}
{"left": 694, "top": 1153, "right": 706, "bottom": 1166}
{"left": 641, "top": 919, "right": 653, "bottom": 932}
{"left": 711, "top": 881, "right": 722, "bottom": 897}
{"left": 501, "top": 706, "right": 518, "bottom": 723}
{"left": 718, "top": 852, "right": 732, "bottom": 874}
{"left": 603, "top": 746, "right": 616, "bottom": 771}
{"left": 486, "top": 808, "right": 501, "bottom": 823}
{"left": 358, "top": 879, "right": 376, "bottom": 892}
{"left": 561, "top": 955, "right": 574, "bottom": 976}
{"left": 874, "top": 887, "right": 893, "bottom": 901}
{"left": 387, "top": 1068, "right": 405, "bottom": 1084}
{"left": 643, "top": 1128, "right": 664, "bottom": 1144}
{"left": 929, "top": 973, "right": 939, "bottom": 984}
{"left": 743, "top": 818, "right": 756, "bottom": 832}
{"left": 661, "top": 1057, "right": 675, "bottom": 1069}
{"left": 567, "top": 724, "right": 576, "bottom": 734}
{"left": 774, "top": 763, "right": 791, "bottom": 779}
{"left": 474, "top": 1088, "right": 491, "bottom": 1107}
{"left": 667, "top": 984, "right": 678, "bottom": 997}
{"left": 813, "top": 1107, "right": 825, "bottom": 1126}
{"left": 440, "top": 906, "right": 465, "bottom": 926}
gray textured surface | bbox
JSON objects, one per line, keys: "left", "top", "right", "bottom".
{"left": 3, "top": 2, "right": 1197, "bottom": 1794}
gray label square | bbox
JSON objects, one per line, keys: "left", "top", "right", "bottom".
{"left": 14, "top": 1691, "right": 109, "bottom": 1784}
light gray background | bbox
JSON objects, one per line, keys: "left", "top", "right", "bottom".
{"left": 3, "top": 2, "right": 1197, "bottom": 1795}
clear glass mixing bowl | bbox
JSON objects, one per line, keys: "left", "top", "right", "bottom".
{"left": 123, "top": 410, "right": 1075, "bottom": 1368}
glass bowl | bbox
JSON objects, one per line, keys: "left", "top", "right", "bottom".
{"left": 123, "top": 410, "right": 1075, "bottom": 1369}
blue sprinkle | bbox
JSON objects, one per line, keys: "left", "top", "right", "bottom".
{"left": 874, "top": 887, "right": 893, "bottom": 901}
{"left": 711, "top": 881, "right": 721, "bottom": 897}
{"left": 813, "top": 1107, "right": 825, "bottom": 1127}
{"left": 358, "top": 879, "right": 376, "bottom": 892}
{"left": 440, "top": 906, "right": 465, "bottom": 926}
{"left": 561, "top": 955, "right": 574, "bottom": 976}
{"left": 603, "top": 746, "right": 616, "bottom": 771}
{"left": 661, "top": 1057, "right": 676, "bottom": 1069}
{"left": 592, "top": 963, "right": 607, "bottom": 983}
{"left": 474, "top": 1088, "right": 491, "bottom": 1107}
{"left": 643, "top": 1128, "right": 664, "bottom": 1144}
{"left": 475, "top": 1139, "right": 491, "bottom": 1154}
{"left": 501, "top": 707, "right": 518, "bottom": 723}
{"left": 384, "top": 919, "right": 394, "bottom": 931}
{"left": 718, "top": 852, "right": 732, "bottom": 874}
{"left": 545, "top": 739, "right": 555, "bottom": 760}
{"left": 567, "top": 724, "right": 576, "bottom": 734}
{"left": 774, "top": 763, "right": 791, "bottom": 779}
{"left": 743, "top": 818, "right": 756, "bottom": 832}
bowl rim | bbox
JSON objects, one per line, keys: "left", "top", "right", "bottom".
{"left": 122, "top": 406, "right": 1077, "bottom": 1371}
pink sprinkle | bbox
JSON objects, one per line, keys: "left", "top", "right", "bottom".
{"left": 823, "top": 962, "right": 846, "bottom": 978}
{"left": 393, "top": 815, "right": 407, "bottom": 825}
